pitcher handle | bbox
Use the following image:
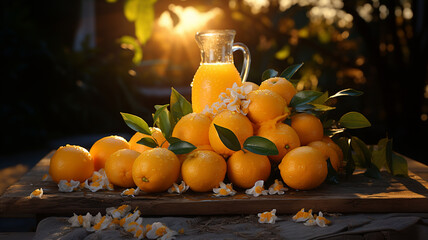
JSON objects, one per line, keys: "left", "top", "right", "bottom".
{"left": 232, "top": 42, "right": 251, "bottom": 83}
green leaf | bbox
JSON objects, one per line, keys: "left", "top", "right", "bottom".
{"left": 166, "top": 136, "right": 181, "bottom": 144}
{"left": 135, "top": 1, "right": 155, "bottom": 44}
{"left": 364, "top": 163, "right": 381, "bottom": 179}
{"left": 124, "top": 0, "right": 139, "bottom": 21}
{"left": 120, "top": 112, "right": 151, "bottom": 135}
{"left": 336, "top": 137, "right": 354, "bottom": 177}
{"left": 214, "top": 124, "right": 241, "bottom": 151}
{"left": 325, "top": 158, "right": 339, "bottom": 184}
{"left": 170, "top": 87, "right": 193, "bottom": 128}
{"left": 371, "top": 138, "right": 389, "bottom": 170}
{"left": 153, "top": 104, "right": 172, "bottom": 139}
{"left": 279, "top": 63, "right": 304, "bottom": 80}
{"left": 168, "top": 140, "right": 197, "bottom": 155}
{"left": 311, "top": 91, "right": 329, "bottom": 104}
{"left": 118, "top": 35, "right": 143, "bottom": 64}
{"left": 329, "top": 88, "right": 363, "bottom": 99}
{"left": 351, "top": 136, "right": 371, "bottom": 168}
{"left": 338, "top": 112, "right": 371, "bottom": 129}
{"left": 289, "top": 90, "right": 323, "bottom": 108}
{"left": 243, "top": 136, "right": 279, "bottom": 156}
{"left": 261, "top": 69, "right": 278, "bottom": 81}
{"left": 137, "top": 137, "right": 158, "bottom": 148}
{"left": 391, "top": 153, "right": 409, "bottom": 177}
{"left": 311, "top": 103, "right": 336, "bottom": 112}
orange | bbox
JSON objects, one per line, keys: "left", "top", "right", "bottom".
{"left": 227, "top": 150, "right": 271, "bottom": 189}
{"left": 307, "top": 141, "right": 341, "bottom": 171}
{"left": 172, "top": 112, "right": 212, "bottom": 147}
{"left": 291, "top": 113, "right": 324, "bottom": 145}
{"left": 181, "top": 150, "right": 227, "bottom": 192}
{"left": 49, "top": 145, "right": 94, "bottom": 183}
{"left": 105, "top": 149, "right": 140, "bottom": 188}
{"left": 259, "top": 77, "right": 297, "bottom": 105}
{"left": 321, "top": 136, "right": 344, "bottom": 163}
{"left": 208, "top": 110, "right": 253, "bottom": 156}
{"left": 279, "top": 146, "right": 328, "bottom": 190}
{"left": 242, "top": 81, "right": 259, "bottom": 91}
{"left": 132, "top": 148, "right": 180, "bottom": 193}
{"left": 90, "top": 135, "right": 130, "bottom": 171}
{"left": 246, "top": 89, "right": 288, "bottom": 124}
{"left": 129, "top": 127, "right": 169, "bottom": 153}
{"left": 257, "top": 122, "right": 301, "bottom": 163}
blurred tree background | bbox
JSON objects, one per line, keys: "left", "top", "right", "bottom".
{"left": 1, "top": 0, "right": 427, "bottom": 164}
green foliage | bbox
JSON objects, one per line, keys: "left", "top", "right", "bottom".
{"left": 213, "top": 124, "right": 278, "bottom": 155}
{"left": 120, "top": 112, "right": 151, "bottom": 135}
{"left": 121, "top": 88, "right": 196, "bottom": 154}
{"left": 339, "top": 112, "right": 371, "bottom": 129}
{"left": 261, "top": 69, "right": 278, "bottom": 81}
{"left": 279, "top": 63, "right": 304, "bottom": 80}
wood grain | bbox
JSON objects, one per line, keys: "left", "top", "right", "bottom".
{"left": 1, "top": 151, "right": 428, "bottom": 217}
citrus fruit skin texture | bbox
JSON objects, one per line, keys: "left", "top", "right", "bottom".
{"left": 49, "top": 145, "right": 94, "bottom": 183}
{"left": 242, "top": 81, "right": 259, "bottom": 92}
{"left": 291, "top": 113, "right": 324, "bottom": 146}
{"left": 279, "top": 146, "right": 328, "bottom": 190}
{"left": 129, "top": 127, "right": 169, "bottom": 153}
{"left": 172, "top": 112, "right": 212, "bottom": 147}
{"left": 132, "top": 148, "right": 180, "bottom": 193}
{"left": 181, "top": 150, "right": 227, "bottom": 192}
{"left": 208, "top": 110, "right": 253, "bottom": 156}
{"left": 257, "top": 122, "right": 301, "bottom": 163}
{"left": 105, "top": 149, "right": 140, "bottom": 188}
{"left": 259, "top": 77, "right": 297, "bottom": 105}
{"left": 89, "top": 135, "right": 130, "bottom": 171}
{"left": 246, "top": 89, "right": 288, "bottom": 124}
{"left": 227, "top": 150, "right": 271, "bottom": 189}
{"left": 307, "top": 140, "right": 341, "bottom": 171}
{"left": 321, "top": 136, "right": 344, "bottom": 163}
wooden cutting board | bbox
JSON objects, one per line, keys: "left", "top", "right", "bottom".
{"left": 1, "top": 151, "right": 428, "bottom": 217}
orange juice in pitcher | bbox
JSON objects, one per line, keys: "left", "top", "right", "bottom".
{"left": 191, "top": 30, "right": 251, "bottom": 113}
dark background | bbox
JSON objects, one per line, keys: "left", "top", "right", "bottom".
{"left": 1, "top": 0, "right": 428, "bottom": 166}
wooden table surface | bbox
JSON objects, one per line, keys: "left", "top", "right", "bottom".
{"left": 1, "top": 150, "right": 428, "bottom": 218}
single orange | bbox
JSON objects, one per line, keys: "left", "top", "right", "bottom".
{"left": 208, "top": 110, "right": 253, "bottom": 156}
{"left": 227, "top": 150, "right": 271, "bottom": 189}
{"left": 89, "top": 135, "right": 130, "bottom": 171}
{"left": 279, "top": 146, "right": 328, "bottom": 190}
{"left": 321, "top": 136, "right": 344, "bottom": 163}
{"left": 49, "top": 145, "right": 94, "bottom": 183}
{"left": 242, "top": 81, "right": 259, "bottom": 92}
{"left": 290, "top": 113, "right": 324, "bottom": 145}
{"left": 129, "top": 127, "right": 169, "bottom": 153}
{"left": 172, "top": 112, "right": 212, "bottom": 147}
{"left": 105, "top": 149, "right": 140, "bottom": 188}
{"left": 132, "top": 148, "right": 180, "bottom": 193}
{"left": 246, "top": 89, "right": 288, "bottom": 124}
{"left": 307, "top": 140, "right": 341, "bottom": 171}
{"left": 181, "top": 150, "right": 227, "bottom": 192}
{"left": 257, "top": 121, "right": 301, "bottom": 163}
{"left": 259, "top": 77, "right": 297, "bottom": 105}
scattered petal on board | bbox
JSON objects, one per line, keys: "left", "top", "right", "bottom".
{"left": 146, "top": 222, "right": 177, "bottom": 240}
{"left": 30, "top": 188, "right": 43, "bottom": 199}
{"left": 41, "top": 174, "right": 50, "bottom": 181}
{"left": 68, "top": 212, "right": 92, "bottom": 230}
{"left": 168, "top": 181, "right": 189, "bottom": 194}
{"left": 292, "top": 208, "right": 313, "bottom": 223}
{"left": 268, "top": 179, "right": 288, "bottom": 195}
{"left": 245, "top": 180, "right": 268, "bottom": 197}
{"left": 213, "top": 182, "right": 236, "bottom": 197}
{"left": 121, "top": 187, "right": 141, "bottom": 197}
{"left": 90, "top": 215, "right": 113, "bottom": 232}
{"left": 106, "top": 204, "right": 132, "bottom": 219}
{"left": 258, "top": 209, "right": 278, "bottom": 224}
{"left": 58, "top": 180, "right": 81, "bottom": 192}
{"left": 315, "top": 211, "right": 331, "bottom": 227}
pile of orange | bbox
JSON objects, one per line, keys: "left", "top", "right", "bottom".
{"left": 49, "top": 76, "right": 344, "bottom": 193}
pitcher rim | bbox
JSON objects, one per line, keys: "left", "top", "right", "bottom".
{"left": 196, "top": 29, "right": 236, "bottom": 37}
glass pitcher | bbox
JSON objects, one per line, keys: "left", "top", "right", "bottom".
{"left": 191, "top": 30, "right": 251, "bottom": 113}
